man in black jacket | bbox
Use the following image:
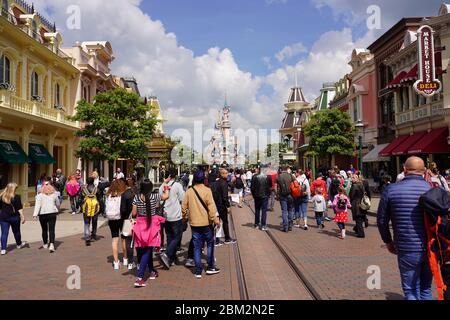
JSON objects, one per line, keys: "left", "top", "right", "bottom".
{"left": 251, "top": 165, "right": 273, "bottom": 231}
{"left": 211, "top": 168, "right": 236, "bottom": 245}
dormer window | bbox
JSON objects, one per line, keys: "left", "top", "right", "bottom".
{"left": 0, "top": 55, "right": 11, "bottom": 85}
{"left": 55, "top": 83, "right": 61, "bottom": 107}
{"left": 32, "top": 20, "right": 38, "bottom": 39}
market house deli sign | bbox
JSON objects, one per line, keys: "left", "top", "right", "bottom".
{"left": 414, "top": 25, "right": 442, "bottom": 98}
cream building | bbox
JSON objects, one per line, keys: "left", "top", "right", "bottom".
{"left": 0, "top": 0, "right": 80, "bottom": 205}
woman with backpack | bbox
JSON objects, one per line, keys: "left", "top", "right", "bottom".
{"left": 0, "top": 183, "right": 26, "bottom": 255}
{"left": 132, "top": 179, "right": 169, "bottom": 287}
{"left": 105, "top": 179, "right": 127, "bottom": 270}
{"left": 33, "top": 179, "right": 60, "bottom": 252}
{"left": 66, "top": 175, "right": 81, "bottom": 215}
{"left": 80, "top": 176, "right": 101, "bottom": 246}
{"left": 294, "top": 169, "right": 311, "bottom": 230}
{"left": 331, "top": 186, "right": 351, "bottom": 240}
{"left": 349, "top": 174, "right": 367, "bottom": 238}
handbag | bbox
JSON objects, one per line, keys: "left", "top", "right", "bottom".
{"left": 121, "top": 214, "right": 135, "bottom": 237}
{"left": 359, "top": 193, "right": 371, "bottom": 211}
{"left": 215, "top": 220, "right": 225, "bottom": 238}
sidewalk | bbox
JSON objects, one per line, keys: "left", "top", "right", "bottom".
{"left": 8, "top": 200, "right": 108, "bottom": 245}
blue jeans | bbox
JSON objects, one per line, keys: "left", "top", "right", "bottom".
{"left": 164, "top": 219, "right": 183, "bottom": 263}
{"left": 192, "top": 225, "right": 215, "bottom": 275}
{"left": 83, "top": 214, "right": 98, "bottom": 241}
{"left": 294, "top": 198, "right": 308, "bottom": 220}
{"left": 254, "top": 197, "right": 268, "bottom": 227}
{"left": 280, "top": 196, "right": 294, "bottom": 230}
{"left": 397, "top": 251, "right": 433, "bottom": 300}
{"left": 268, "top": 191, "right": 276, "bottom": 210}
{"left": 0, "top": 215, "right": 22, "bottom": 250}
{"left": 137, "top": 247, "right": 154, "bottom": 279}
{"left": 315, "top": 212, "right": 324, "bottom": 226}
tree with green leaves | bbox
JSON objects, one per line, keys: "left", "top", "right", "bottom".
{"left": 70, "top": 89, "right": 157, "bottom": 162}
{"left": 303, "top": 108, "right": 355, "bottom": 162}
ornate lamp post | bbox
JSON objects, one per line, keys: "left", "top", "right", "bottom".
{"left": 355, "top": 119, "right": 365, "bottom": 173}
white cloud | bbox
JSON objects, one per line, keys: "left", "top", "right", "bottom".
{"left": 275, "top": 42, "right": 308, "bottom": 62}
{"left": 266, "top": 0, "right": 288, "bottom": 4}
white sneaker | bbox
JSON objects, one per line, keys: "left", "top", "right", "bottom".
{"left": 113, "top": 261, "right": 120, "bottom": 270}
{"left": 123, "top": 258, "right": 128, "bottom": 266}
{"left": 128, "top": 263, "right": 135, "bottom": 270}
{"left": 42, "top": 244, "right": 48, "bottom": 249}
{"left": 72, "top": 212, "right": 76, "bottom": 215}
{"left": 17, "top": 241, "right": 27, "bottom": 249}
{"left": 185, "top": 258, "right": 195, "bottom": 267}
{"left": 1, "top": 250, "right": 6, "bottom": 255}
{"left": 49, "top": 243, "right": 55, "bottom": 253}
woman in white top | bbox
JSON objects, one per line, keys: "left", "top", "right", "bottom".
{"left": 33, "top": 179, "right": 60, "bottom": 252}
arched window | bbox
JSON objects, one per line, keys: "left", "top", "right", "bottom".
{"left": 0, "top": 55, "right": 10, "bottom": 85}
{"left": 31, "top": 71, "right": 39, "bottom": 97}
{"left": 2, "top": 0, "right": 8, "bottom": 12}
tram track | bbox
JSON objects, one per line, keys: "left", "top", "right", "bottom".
{"left": 237, "top": 197, "right": 322, "bottom": 300}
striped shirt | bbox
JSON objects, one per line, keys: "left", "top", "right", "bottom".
{"left": 132, "top": 193, "right": 161, "bottom": 217}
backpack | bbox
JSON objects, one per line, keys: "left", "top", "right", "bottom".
{"left": 81, "top": 187, "right": 100, "bottom": 217}
{"left": 337, "top": 197, "right": 347, "bottom": 210}
{"left": 419, "top": 188, "right": 450, "bottom": 300}
{"left": 66, "top": 182, "right": 81, "bottom": 197}
{"left": 290, "top": 177, "right": 302, "bottom": 198}
{"left": 105, "top": 195, "right": 122, "bottom": 220}
{"left": 359, "top": 193, "right": 371, "bottom": 211}
{"left": 235, "top": 176, "right": 244, "bottom": 189}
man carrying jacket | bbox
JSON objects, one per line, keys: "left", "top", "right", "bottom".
{"left": 377, "top": 156, "right": 432, "bottom": 300}
{"left": 251, "top": 165, "right": 273, "bottom": 231}
{"left": 211, "top": 168, "right": 236, "bottom": 245}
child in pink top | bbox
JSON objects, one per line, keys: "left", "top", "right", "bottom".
{"left": 331, "top": 186, "right": 352, "bottom": 239}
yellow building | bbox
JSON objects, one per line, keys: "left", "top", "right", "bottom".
{"left": 0, "top": 0, "right": 80, "bottom": 205}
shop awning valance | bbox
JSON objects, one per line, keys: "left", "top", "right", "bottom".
{"left": 391, "top": 132, "right": 428, "bottom": 156}
{"left": 386, "top": 71, "right": 407, "bottom": 89}
{"left": 362, "top": 144, "right": 390, "bottom": 163}
{"left": 379, "top": 135, "right": 410, "bottom": 156}
{"left": 28, "top": 143, "right": 56, "bottom": 164}
{"left": 408, "top": 127, "right": 450, "bottom": 155}
{"left": 0, "top": 140, "right": 29, "bottom": 164}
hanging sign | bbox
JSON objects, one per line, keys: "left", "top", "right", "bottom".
{"left": 414, "top": 25, "right": 442, "bottom": 97}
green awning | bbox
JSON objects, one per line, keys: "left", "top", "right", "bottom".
{"left": 28, "top": 143, "right": 56, "bottom": 164}
{"left": 0, "top": 140, "right": 29, "bottom": 164}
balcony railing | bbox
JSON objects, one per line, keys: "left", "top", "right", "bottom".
{"left": 395, "top": 101, "right": 444, "bottom": 125}
{"left": 0, "top": 89, "right": 79, "bottom": 128}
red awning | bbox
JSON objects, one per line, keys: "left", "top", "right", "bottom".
{"left": 386, "top": 71, "right": 407, "bottom": 89}
{"left": 379, "top": 135, "right": 410, "bottom": 156}
{"left": 391, "top": 131, "right": 428, "bottom": 156}
{"left": 408, "top": 127, "right": 450, "bottom": 154}
{"left": 401, "top": 65, "right": 418, "bottom": 83}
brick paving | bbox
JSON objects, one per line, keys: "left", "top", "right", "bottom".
{"left": 243, "top": 198, "right": 407, "bottom": 300}
{"left": 0, "top": 224, "right": 239, "bottom": 300}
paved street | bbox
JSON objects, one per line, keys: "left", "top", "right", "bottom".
{"left": 0, "top": 195, "right": 420, "bottom": 300}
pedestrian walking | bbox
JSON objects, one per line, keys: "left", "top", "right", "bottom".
{"left": 66, "top": 175, "right": 81, "bottom": 215}
{"left": 211, "top": 168, "right": 236, "bottom": 245}
{"left": 310, "top": 187, "right": 326, "bottom": 230}
{"left": 158, "top": 170, "right": 185, "bottom": 269}
{"left": 182, "top": 170, "right": 220, "bottom": 279}
{"left": 294, "top": 169, "right": 310, "bottom": 230}
{"left": 349, "top": 174, "right": 367, "bottom": 238}
{"left": 0, "top": 183, "right": 26, "bottom": 255}
{"left": 250, "top": 165, "right": 272, "bottom": 231}
{"left": 267, "top": 167, "right": 278, "bottom": 212}
{"left": 132, "top": 179, "right": 169, "bottom": 287}
{"left": 54, "top": 169, "right": 66, "bottom": 205}
{"left": 121, "top": 177, "right": 137, "bottom": 270}
{"left": 331, "top": 186, "right": 351, "bottom": 240}
{"left": 429, "top": 162, "right": 449, "bottom": 192}
{"left": 105, "top": 179, "right": 127, "bottom": 270}
{"left": 80, "top": 176, "right": 101, "bottom": 246}
{"left": 310, "top": 172, "right": 329, "bottom": 221}
{"left": 377, "top": 156, "right": 433, "bottom": 300}
{"left": 33, "top": 180, "right": 60, "bottom": 252}
{"left": 276, "top": 166, "right": 295, "bottom": 232}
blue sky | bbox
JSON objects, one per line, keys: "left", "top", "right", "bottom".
{"left": 141, "top": 0, "right": 345, "bottom": 76}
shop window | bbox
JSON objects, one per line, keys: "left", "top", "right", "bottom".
{"left": 28, "top": 163, "right": 38, "bottom": 187}
{"left": 0, "top": 55, "right": 10, "bottom": 85}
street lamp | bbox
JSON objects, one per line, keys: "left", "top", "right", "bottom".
{"left": 355, "top": 119, "right": 365, "bottom": 173}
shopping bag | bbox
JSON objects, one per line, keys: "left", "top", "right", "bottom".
{"left": 231, "top": 194, "right": 240, "bottom": 204}
{"left": 215, "top": 221, "right": 225, "bottom": 238}
{"left": 121, "top": 218, "right": 135, "bottom": 237}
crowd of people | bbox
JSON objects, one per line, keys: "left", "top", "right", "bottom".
{"left": 2, "top": 157, "right": 450, "bottom": 299}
